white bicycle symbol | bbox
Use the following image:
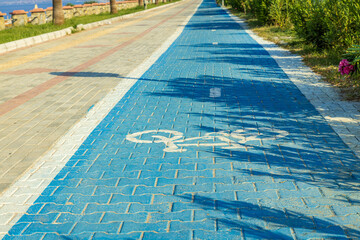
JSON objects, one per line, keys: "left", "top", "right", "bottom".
{"left": 126, "top": 128, "right": 288, "bottom": 152}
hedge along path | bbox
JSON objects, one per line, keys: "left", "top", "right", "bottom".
{"left": 0, "top": 1, "right": 184, "bottom": 73}
{"left": 0, "top": 0, "right": 188, "bottom": 117}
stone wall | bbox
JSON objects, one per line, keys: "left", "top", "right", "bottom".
{"left": 3, "top": 1, "right": 139, "bottom": 29}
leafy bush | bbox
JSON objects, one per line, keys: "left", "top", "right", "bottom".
{"left": 228, "top": 0, "right": 360, "bottom": 50}
{"left": 323, "top": 0, "right": 360, "bottom": 49}
{"left": 269, "top": 0, "right": 292, "bottom": 28}
{"left": 290, "top": 0, "right": 329, "bottom": 49}
{"left": 344, "top": 45, "right": 360, "bottom": 74}
{"left": 252, "top": 0, "right": 273, "bottom": 24}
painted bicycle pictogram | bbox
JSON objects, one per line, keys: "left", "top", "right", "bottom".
{"left": 126, "top": 127, "right": 288, "bottom": 152}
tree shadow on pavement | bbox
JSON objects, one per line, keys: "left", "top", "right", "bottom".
{"left": 176, "top": 194, "right": 360, "bottom": 239}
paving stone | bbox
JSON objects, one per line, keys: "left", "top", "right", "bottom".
{"left": 1, "top": 0, "right": 360, "bottom": 238}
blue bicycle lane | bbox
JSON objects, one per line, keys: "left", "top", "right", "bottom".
{"left": 5, "top": 0, "right": 360, "bottom": 239}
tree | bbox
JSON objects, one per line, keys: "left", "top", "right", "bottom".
{"left": 110, "top": 0, "right": 118, "bottom": 14}
{"left": 53, "top": 0, "right": 64, "bottom": 25}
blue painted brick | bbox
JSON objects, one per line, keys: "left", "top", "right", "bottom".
{"left": 43, "top": 233, "right": 93, "bottom": 240}
{"left": 161, "top": 163, "right": 196, "bottom": 171}
{"left": 172, "top": 202, "right": 203, "bottom": 212}
{"left": 110, "top": 194, "right": 152, "bottom": 204}
{"left": 118, "top": 177, "right": 156, "bottom": 187}
{"left": 23, "top": 222, "right": 75, "bottom": 235}
{"left": 174, "top": 184, "right": 214, "bottom": 194}
{"left": 51, "top": 186, "right": 96, "bottom": 195}
{"left": 17, "top": 213, "right": 59, "bottom": 224}
{"left": 279, "top": 189, "right": 323, "bottom": 198}
{"left": 143, "top": 230, "right": 192, "bottom": 240}
{"left": 94, "top": 186, "right": 135, "bottom": 195}
{"left": 243, "top": 227, "right": 292, "bottom": 239}
{"left": 134, "top": 185, "right": 173, "bottom": 195}
{"left": 61, "top": 171, "right": 103, "bottom": 180}
{"left": 255, "top": 182, "right": 296, "bottom": 191}
{"left": 3, "top": 233, "right": 45, "bottom": 240}
{"left": 84, "top": 203, "right": 129, "bottom": 214}
{"left": 128, "top": 203, "right": 170, "bottom": 213}
{"left": 92, "top": 232, "right": 142, "bottom": 240}
{"left": 35, "top": 195, "right": 71, "bottom": 204}
{"left": 145, "top": 157, "right": 180, "bottom": 165}
{"left": 102, "top": 170, "right": 139, "bottom": 179}
{"left": 140, "top": 170, "right": 176, "bottom": 178}
{"left": 120, "top": 222, "right": 168, "bottom": 233}
{"left": 150, "top": 211, "right": 192, "bottom": 222}
{"left": 236, "top": 190, "right": 278, "bottom": 200}
{"left": 170, "top": 219, "right": 215, "bottom": 231}
{"left": 180, "top": 158, "right": 213, "bottom": 164}
{"left": 293, "top": 226, "right": 347, "bottom": 239}
{"left": 195, "top": 177, "right": 233, "bottom": 185}
{"left": 7, "top": 223, "right": 30, "bottom": 236}
{"left": 197, "top": 163, "right": 232, "bottom": 170}
{"left": 331, "top": 206, "right": 360, "bottom": 216}
{"left": 193, "top": 230, "right": 242, "bottom": 240}
{"left": 157, "top": 177, "right": 194, "bottom": 186}
{"left": 177, "top": 170, "right": 213, "bottom": 178}
{"left": 102, "top": 212, "right": 148, "bottom": 223}
{"left": 216, "top": 183, "right": 253, "bottom": 192}
{"left": 79, "top": 178, "right": 119, "bottom": 187}
{"left": 124, "top": 164, "right": 161, "bottom": 171}
{"left": 71, "top": 222, "right": 121, "bottom": 234}
{"left": 39, "top": 203, "right": 87, "bottom": 215}
{"left": 152, "top": 194, "right": 193, "bottom": 204}
{"left": 57, "top": 212, "right": 103, "bottom": 224}
{"left": 68, "top": 194, "right": 112, "bottom": 204}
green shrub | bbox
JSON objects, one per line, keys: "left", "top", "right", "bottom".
{"left": 253, "top": 0, "right": 273, "bottom": 24}
{"left": 344, "top": 45, "right": 360, "bottom": 74}
{"left": 323, "top": 0, "right": 360, "bottom": 49}
{"left": 228, "top": 0, "right": 360, "bottom": 50}
{"left": 289, "top": 0, "right": 328, "bottom": 49}
{"left": 269, "top": 0, "right": 292, "bottom": 28}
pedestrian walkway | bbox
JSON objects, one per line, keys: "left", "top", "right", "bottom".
{"left": 0, "top": 0, "right": 196, "bottom": 194}
{"left": 1, "top": 0, "right": 360, "bottom": 239}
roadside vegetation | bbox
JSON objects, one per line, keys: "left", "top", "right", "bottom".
{"left": 0, "top": 1, "right": 175, "bottom": 45}
{"left": 225, "top": 0, "right": 360, "bottom": 100}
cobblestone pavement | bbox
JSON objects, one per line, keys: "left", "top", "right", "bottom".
{"left": 1, "top": 0, "right": 360, "bottom": 239}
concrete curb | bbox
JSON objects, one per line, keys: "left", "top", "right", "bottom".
{"left": 0, "top": 1, "right": 181, "bottom": 55}
{"left": 0, "top": 27, "right": 73, "bottom": 54}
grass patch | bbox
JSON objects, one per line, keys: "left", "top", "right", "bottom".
{"left": 231, "top": 10, "right": 360, "bottom": 101}
{"left": 0, "top": 1, "right": 178, "bottom": 45}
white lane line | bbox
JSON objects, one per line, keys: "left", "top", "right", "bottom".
{"left": 0, "top": 1, "right": 202, "bottom": 238}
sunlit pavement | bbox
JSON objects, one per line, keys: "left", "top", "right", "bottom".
{"left": 1, "top": 0, "right": 360, "bottom": 239}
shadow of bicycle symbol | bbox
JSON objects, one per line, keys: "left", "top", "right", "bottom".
{"left": 126, "top": 128, "right": 289, "bottom": 152}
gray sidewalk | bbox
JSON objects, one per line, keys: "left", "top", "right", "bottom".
{"left": 0, "top": 0, "right": 193, "bottom": 194}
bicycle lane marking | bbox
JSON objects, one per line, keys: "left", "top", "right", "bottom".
{"left": 0, "top": 0, "right": 190, "bottom": 117}
{"left": 0, "top": 0, "right": 202, "bottom": 238}
{"left": 2, "top": 0, "right": 360, "bottom": 238}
